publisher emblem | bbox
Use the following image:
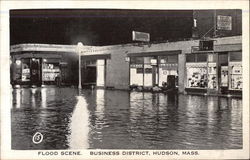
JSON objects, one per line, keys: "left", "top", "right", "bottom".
{"left": 32, "top": 132, "right": 43, "bottom": 144}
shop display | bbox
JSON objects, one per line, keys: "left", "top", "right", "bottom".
{"left": 186, "top": 63, "right": 207, "bottom": 88}
{"left": 130, "top": 64, "right": 143, "bottom": 86}
{"left": 229, "top": 62, "right": 242, "bottom": 90}
{"left": 21, "top": 60, "right": 30, "bottom": 82}
{"left": 42, "top": 63, "right": 60, "bottom": 81}
{"left": 207, "top": 63, "right": 217, "bottom": 89}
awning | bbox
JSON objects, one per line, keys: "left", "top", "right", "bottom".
{"left": 127, "top": 50, "right": 181, "bottom": 57}
{"left": 81, "top": 54, "right": 111, "bottom": 61}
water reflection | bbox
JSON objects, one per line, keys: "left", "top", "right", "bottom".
{"left": 68, "top": 96, "right": 89, "bottom": 149}
{"left": 11, "top": 88, "right": 242, "bottom": 150}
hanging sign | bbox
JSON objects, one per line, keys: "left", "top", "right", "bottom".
{"left": 217, "top": 15, "right": 232, "bottom": 30}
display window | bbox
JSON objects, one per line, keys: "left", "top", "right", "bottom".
{"left": 158, "top": 55, "right": 178, "bottom": 87}
{"left": 144, "top": 64, "right": 153, "bottom": 87}
{"left": 42, "top": 61, "right": 60, "bottom": 82}
{"left": 229, "top": 62, "right": 242, "bottom": 90}
{"left": 186, "top": 54, "right": 208, "bottom": 89}
{"left": 186, "top": 63, "right": 207, "bottom": 88}
{"left": 186, "top": 53, "right": 207, "bottom": 62}
{"left": 21, "top": 59, "right": 31, "bottom": 82}
{"left": 130, "top": 57, "right": 143, "bottom": 86}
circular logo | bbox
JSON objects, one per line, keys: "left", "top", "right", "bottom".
{"left": 32, "top": 132, "right": 43, "bottom": 144}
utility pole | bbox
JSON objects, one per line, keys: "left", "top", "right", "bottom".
{"left": 213, "top": 9, "right": 217, "bottom": 38}
{"left": 77, "top": 42, "right": 83, "bottom": 89}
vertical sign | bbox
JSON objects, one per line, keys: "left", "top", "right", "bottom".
{"left": 217, "top": 15, "right": 232, "bottom": 30}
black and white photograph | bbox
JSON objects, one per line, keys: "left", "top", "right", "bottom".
{"left": 1, "top": 1, "right": 249, "bottom": 159}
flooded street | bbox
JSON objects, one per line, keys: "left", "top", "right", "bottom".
{"left": 11, "top": 87, "right": 242, "bottom": 150}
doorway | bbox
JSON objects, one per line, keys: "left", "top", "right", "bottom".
{"left": 30, "top": 58, "right": 42, "bottom": 86}
{"left": 218, "top": 53, "right": 229, "bottom": 94}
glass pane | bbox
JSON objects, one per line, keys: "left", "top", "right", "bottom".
{"left": 167, "top": 55, "right": 178, "bottom": 63}
{"left": 136, "top": 68, "right": 143, "bottom": 74}
{"left": 130, "top": 57, "right": 143, "bottom": 64}
{"left": 186, "top": 54, "right": 195, "bottom": 62}
{"left": 208, "top": 54, "right": 217, "bottom": 62}
{"left": 197, "top": 53, "right": 207, "bottom": 62}
{"left": 144, "top": 57, "right": 154, "bottom": 64}
{"left": 144, "top": 68, "right": 152, "bottom": 74}
{"left": 186, "top": 67, "right": 207, "bottom": 88}
{"left": 159, "top": 56, "right": 167, "bottom": 63}
{"left": 21, "top": 59, "right": 30, "bottom": 81}
{"left": 230, "top": 52, "right": 242, "bottom": 61}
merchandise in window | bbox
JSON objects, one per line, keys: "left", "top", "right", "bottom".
{"left": 229, "top": 62, "right": 242, "bottom": 90}
{"left": 21, "top": 59, "right": 30, "bottom": 82}
{"left": 186, "top": 63, "right": 207, "bottom": 88}
{"left": 42, "top": 63, "right": 60, "bottom": 81}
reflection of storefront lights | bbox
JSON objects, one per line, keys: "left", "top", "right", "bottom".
{"left": 16, "top": 60, "right": 21, "bottom": 65}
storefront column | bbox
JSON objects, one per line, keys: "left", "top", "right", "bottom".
{"left": 178, "top": 53, "right": 185, "bottom": 93}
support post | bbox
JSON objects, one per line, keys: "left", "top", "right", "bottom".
{"left": 77, "top": 42, "right": 83, "bottom": 89}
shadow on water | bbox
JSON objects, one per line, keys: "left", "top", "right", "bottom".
{"left": 11, "top": 88, "right": 242, "bottom": 150}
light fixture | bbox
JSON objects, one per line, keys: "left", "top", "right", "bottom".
{"left": 150, "top": 59, "right": 157, "bottom": 65}
{"left": 125, "top": 57, "right": 130, "bottom": 62}
{"left": 15, "top": 60, "right": 21, "bottom": 65}
{"left": 43, "top": 59, "right": 47, "bottom": 62}
{"left": 32, "top": 58, "right": 36, "bottom": 61}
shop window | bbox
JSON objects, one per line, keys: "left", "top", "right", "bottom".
{"left": 196, "top": 54, "right": 207, "bottom": 62}
{"left": 186, "top": 54, "right": 196, "bottom": 62}
{"left": 186, "top": 67, "right": 207, "bottom": 88}
{"left": 21, "top": 59, "right": 30, "bottom": 81}
{"left": 167, "top": 55, "right": 178, "bottom": 63}
{"left": 136, "top": 68, "right": 143, "bottom": 74}
{"left": 229, "top": 62, "right": 242, "bottom": 90}
{"left": 130, "top": 57, "right": 143, "bottom": 64}
{"left": 208, "top": 54, "right": 217, "bottom": 62}
{"left": 160, "top": 55, "right": 178, "bottom": 63}
{"left": 186, "top": 54, "right": 207, "bottom": 62}
{"left": 230, "top": 51, "right": 242, "bottom": 61}
{"left": 42, "top": 62, "right": 60, "bottom": 82}
{"left": 144, "top": 57, "right": 154, "bottom": 64}
{"left": 145, "top": 68, "right": 152, "bottom": 74}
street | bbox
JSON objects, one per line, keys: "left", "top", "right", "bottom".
{"left": 11, "top": 87, "right": 242, "bottom": 150}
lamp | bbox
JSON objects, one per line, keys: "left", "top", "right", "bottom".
{"left": 77, "top": 42, "right": 84, "bottom": 89}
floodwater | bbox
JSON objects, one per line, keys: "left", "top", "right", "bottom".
{"left": 11, "top": 87, "right": 242, "bottom": 150}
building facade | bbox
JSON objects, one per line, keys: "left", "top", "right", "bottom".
{"left": 10, "top": 35, "right": 242, "bottom": 96}
{"left": 10, "top": 44, "right": 79, "bottom": 86}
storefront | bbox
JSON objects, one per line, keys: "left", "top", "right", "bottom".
{"left": 129, "top": 51, "right": 179, "bottom": 90}
{"left": 81, "top": 54, "right": 110, "bottom": 88}
{"left": 10, "top": 44, "right": 79, "bottom": 87}
{"left": 11, "top": 57, "right": 61, "bottom": 86}
{"left": 185, "top": 50, "right": 242, "bottom": 95}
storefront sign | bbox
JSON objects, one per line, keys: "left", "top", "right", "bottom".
{"left": 132, "top": 31, "right": 150, "bottom": 42}
{"left": 130, "top": 64, "right": 143, "bottom": 68}
{"left": 217, "top": 15, "right": 232, "bottom": 30}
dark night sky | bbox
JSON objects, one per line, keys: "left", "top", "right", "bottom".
{"left": 10, "top": 9, "right": 193, "bottom": 46}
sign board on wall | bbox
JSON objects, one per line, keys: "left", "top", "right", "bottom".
{"left": 132, "top": 31, "right": 150, "bottom": 42}
{"left": 217, "top": 15, "right": 232, "bottom": 30}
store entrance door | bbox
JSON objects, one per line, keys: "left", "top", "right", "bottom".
{"left": 218, "top": 53, "right": 229, "bottom": 94}
{"left": 30, "top": 58, "right": 42, "bottom": 86}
